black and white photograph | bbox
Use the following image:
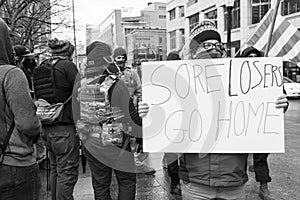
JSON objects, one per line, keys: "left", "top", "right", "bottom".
{"left": 0, "top": 0, "right": 300, "bottom": 199}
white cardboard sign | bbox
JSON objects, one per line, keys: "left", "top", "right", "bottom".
{"left": 141, "top": 57, "right": 284, "bottom": 153}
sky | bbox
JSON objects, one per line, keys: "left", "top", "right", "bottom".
{"left": 76, "top": 0, "right": 166, "bottom": 24}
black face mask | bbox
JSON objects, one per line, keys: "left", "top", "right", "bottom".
{"left": 194, "top": 48, "right": 222, "bottom": 59}
{"left": 22, "top": 57, "right": 37, "bottom": 71}
{"left": 115, "top": 60, "right": 126, "bottom": 71}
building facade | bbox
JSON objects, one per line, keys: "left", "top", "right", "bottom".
{"left": 167, "top": 0, "right": 300, "bottom": 57}
{"left": 86, "top": 24, "right": 101, "bottom": 46}
{"left": 126, "top": 27, "right": 167, "bottom": 65}
{"left": 97, "top": 2, "right": 167, "bottom": 64}
{"left": 141, "top": 2, "right": 167, "bottom": 28}
{"left": 99, "top": 10, "right": 124, "bottom": 48}
{"left": 166, "top": 0, "right": 187, "bottom": 52}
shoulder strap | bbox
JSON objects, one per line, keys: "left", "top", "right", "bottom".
{"left": 63, "top": 95, "right": 72, "bottom": 105}
{"left": 0, "top": 67, "right": 16, "bottom": 164}
{"left": 0, "top": 121, "right": 15, "bottom": 162}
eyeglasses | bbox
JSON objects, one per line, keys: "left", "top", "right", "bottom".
{"left": 200, "top": 42, "right": 224, "bottom": 50}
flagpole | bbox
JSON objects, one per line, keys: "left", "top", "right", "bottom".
{"left": 264, "top": 0, "right": 281, "bottom": 56}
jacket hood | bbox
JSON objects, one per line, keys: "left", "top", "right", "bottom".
{"left": 0, "top": 18, "right": 15, "bottom": 65}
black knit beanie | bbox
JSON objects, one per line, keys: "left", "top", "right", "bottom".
{"left": 48, "top": 38, "right": 74, "bottom": 57}
{"left": 113, "top": 47, "right": 127, "bottom": 61}
{"left": 189, "top": 19, "right": 221, "bottom": 50}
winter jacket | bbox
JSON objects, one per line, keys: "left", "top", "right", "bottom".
{"left": 36, "top": 58, "right": 78, "bottom": 125}
{"left": 179, "top": 153, "right": 248, "bottom": 187}
{"left": 0, "top": 18, "right": 42, "bottom": 167}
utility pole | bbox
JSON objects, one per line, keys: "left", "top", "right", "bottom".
{"left": 71, "top": 0, "right": 78, "bottom": 65}
{"left": 225, "top": 0, "right": 235, "bottom": 57}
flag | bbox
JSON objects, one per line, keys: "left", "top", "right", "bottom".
{"left": 245, "top": 8, "right": 300, "bottom": 63}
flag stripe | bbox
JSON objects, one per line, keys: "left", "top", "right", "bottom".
{"left": 254, "top": 25, "right": 271, "bottom": 51}
{"left": 277, "top": 31, "right": 300, "bottom": 58}
{"left": 283, "top": 39, "right": 300, "bottom": 62}
{"left": 268, "top": 17, "right": 290, "bottom": 51}
{"left": 247, "top": 10, "right": 274, "bottom": 46}
{"left": 261, "top": 15, "right": 285, "bottom": 52}
{"left": 268, "top": 22, "right": 295, "bottom": 56}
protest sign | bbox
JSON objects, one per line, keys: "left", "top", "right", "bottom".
{"left": 141, "top": 57, "right": 284, "bottom": 153}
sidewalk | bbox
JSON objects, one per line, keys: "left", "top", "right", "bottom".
{"left": 40, "top": 152, "right": 299, "bottom": 200}
{"left": 40, "top": 153, "right": 181, "bottom": 200}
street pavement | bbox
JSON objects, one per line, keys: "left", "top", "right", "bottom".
{"left": 40, "top": 99, "right": 300, "bottom": 200}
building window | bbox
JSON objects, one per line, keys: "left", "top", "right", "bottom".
{"left": 179, "top": 6, "right": 185, "bottom": 17}
{"left": 159, "top": 6, "right": 166, "bottom": 10}
{"left": 125, "top": 28, "right": 134, "bottom": 35}
{"left": 205, "top": 9, "right": 218, "bottom": 28}
{"left": 169, "top": 8, "right": 176, "bottom": 20}
{"left": 187, "top": 0, "right": 198, "bottom": 7}
{"left": 281, "top": 1, "right": 300, "bottom": 16}
{"left": 180, "top": 29, "right": 185, "bottom": 46}
{"left": 159, "top": 37, "right": 163, "bottom": 44}
{"left": 159, "top": 15, "right": 166, "bottom": 19}
{"left": 224, "top": 0, "right": 240, "bottom": 30}
{"left": 170, "top": 31, "right": 176, "bottom": 49}
{"left": 189, "top": 12, "right": 199, "bottom": 33}
{"left": 252, "top": 0, "right": 271, "bottom": 24}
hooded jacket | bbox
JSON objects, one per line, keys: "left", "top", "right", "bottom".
{"left": 0, "top": 18, "right": 42, "bottom": 166}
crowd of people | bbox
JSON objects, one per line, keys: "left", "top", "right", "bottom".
{"left": 0, "top": 16, "right": 289, "bottom": 200}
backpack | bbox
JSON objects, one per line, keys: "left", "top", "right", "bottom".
{"left": 32, "top": 57, "right": 68, "bottom": 125}
{"left": 77, "top": 74, "right": 132, "bottom": 147}
{"left": 33, "top": 57, "right": 65, "bottom": 102}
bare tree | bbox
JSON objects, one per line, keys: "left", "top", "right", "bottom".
{"left": 1, "top": 0, "right": 72, "bottom": 53}
{"left": 0, "top": 0, "right": 6, "bottom": 8}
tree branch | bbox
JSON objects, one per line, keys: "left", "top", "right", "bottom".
{"left": 0, "top": 0, "right": 6, "bottom": 7}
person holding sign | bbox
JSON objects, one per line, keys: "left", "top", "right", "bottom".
{"left": 241, "top": 46, "right": 288, "bottom": 200}
{"left": 138, "top": 20, "right": 289, "bottom": 200}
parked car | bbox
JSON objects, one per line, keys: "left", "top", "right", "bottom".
{"left": 283, "top": 77, "right": 300, "bottom": 98}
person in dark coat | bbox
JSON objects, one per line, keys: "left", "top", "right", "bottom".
{"left": 35, "top": 38, "right": 80, "bottom": 200}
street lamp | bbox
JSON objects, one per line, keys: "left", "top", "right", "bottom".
{"left": 225, "top": 0, "right": 235, "bottom": 57}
